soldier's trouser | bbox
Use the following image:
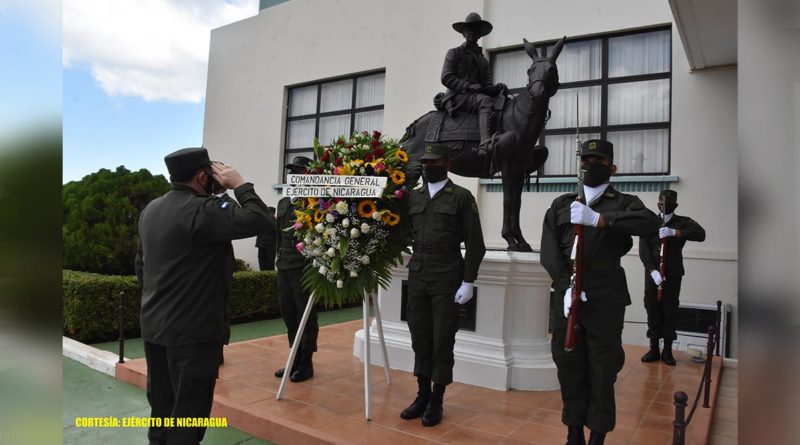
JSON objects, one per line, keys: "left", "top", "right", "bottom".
{"left": 406, "top": 273, "right": 462, "bottom": 385}
{"left": 258, "top": 247, "right": 275, "bottom": 271}
{"left": 278, "top": 266, "right": 318, "bottom": 356}
{"left": 551, "top": 304, "right": 626, "bottom": 433}
{"left": 144, "top": 341, "right": 219, "bottom": 445}
{"left": 643, "top": 274, "right": 682, "bottom": 341}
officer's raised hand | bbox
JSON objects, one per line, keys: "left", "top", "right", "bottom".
{"left": 570, "top": 201, "right": 601, "bottom": 227}
{"left": 211, "top": 162, "right": 245, "bottom": 190}
{"left": 454, "top": 282, "right": 474, "bottom": 304}
{"left": 563, "top": 289, "right": 588, "bottom": 318}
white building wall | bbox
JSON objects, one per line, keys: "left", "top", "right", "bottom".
{"left": 204, "top": 0, "right": 738, "bottom": 356}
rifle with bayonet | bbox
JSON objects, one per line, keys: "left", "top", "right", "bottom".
{"left": 564, "top": 95, "right": 584, "bottom": 352}
{"left": 657, "top": 213, "right": 667, "bottom": 301}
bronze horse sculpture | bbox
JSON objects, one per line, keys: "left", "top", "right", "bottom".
{"left": 402, "top": 37, "right": 565, "bottom": 251}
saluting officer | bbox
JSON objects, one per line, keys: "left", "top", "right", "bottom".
{"left": 401, "top": 143, "right": 486, "bottom": 427}
{"left": 136, "top": 147, "right": 272, "bottom": 445}
{"left": 540, "top": 139, "right": 660, "bottom": 445}
{"left": 273, "top": 156, "right": 318, "bottom": 383}
{"left": 639, "top": 190, "right": 706, "bottom": 365}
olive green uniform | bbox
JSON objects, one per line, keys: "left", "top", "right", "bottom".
{"left": 639, "top": 214, "right": 706, "bottom": 341}
{"left": 406, "top": 180, "right": 485, "bottom": 385}
{"left": 541, "top": 186, "right": 659, "bottom": 433}
{"left": 136, "top": 183, "right": 271, "bottom": 444}
{"left": 275, "top": 197, "right": 318, "bottom": 359}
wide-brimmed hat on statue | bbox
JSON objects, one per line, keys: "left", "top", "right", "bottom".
{"left": 452, "top": 12, "right": 493, "bottom": 37}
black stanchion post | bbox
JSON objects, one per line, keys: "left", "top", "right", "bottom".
{"left": 715, "top": 300, "right": 722, "bottom": 356}
{"left": 703, "top": 325, "right": 714, "bottom": 408}
{"left": 672, "top": 391, "right": 688, "bottom": 445}
{"left": 118, "top": 291, "right": 125, "bottom": 364}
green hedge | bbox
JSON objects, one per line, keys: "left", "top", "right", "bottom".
{"left": 63, "top": 269, "right": 279, "bottom": 343}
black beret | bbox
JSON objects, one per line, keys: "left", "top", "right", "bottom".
{"left": 164, "top": 147, "right": 211, "bottom": 176}
{"left": 580, "top": 139, "right": 613, "bottom": 160}
{"left": 285, "top": 156, "right": 312, "bottom": 170}
{"left": 419, "top": 143, "right": 450, "bottom": 161}
{"left": 660, "top": 189, "right": 678, "bottom": 200}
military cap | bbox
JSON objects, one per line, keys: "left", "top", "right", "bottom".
{"left": 580, "top": 139, "right": 613, "bottom": 160}
{"left": 285, "top": 155, "right": 312, "bottom": 170}
{"left": 164, "top": 147, "right": 211, "bottom": 175}
{"left": 659, "top": 189, "right": 678, "bottom": 200}
{"left": 419, "top": 143, "right": 450, "bottom": 161}
{"left": 452, "top": 12, "right": 493, "bottom": 37}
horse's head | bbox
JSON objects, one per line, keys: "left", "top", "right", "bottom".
{"left": 522, "top": 36, "right": 565, "bottom": 99}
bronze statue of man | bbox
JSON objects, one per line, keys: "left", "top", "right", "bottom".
{"left": 440, "top": 12, "right": 506, "bottom": 156}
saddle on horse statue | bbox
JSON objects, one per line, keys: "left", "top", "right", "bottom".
{"left": 424, "top": 92, "right": 506, "bottom": 147}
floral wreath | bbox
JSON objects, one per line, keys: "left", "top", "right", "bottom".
{"left": 289, "top": 131, "right": 411, "bottom": 305}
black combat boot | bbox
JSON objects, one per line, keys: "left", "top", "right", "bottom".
{"left": 421, "top": 383, "right": 445, "bottom": 427}
{"left": 274, "top": 349, "right": 302, "bottom": 378}
{"left": 290, "top": 351, "right": 314, "bottom": 382}
{"left": 400, "top": 377, "right": 431, "bottom": 420}
{"left": 661, "top": 340, "right": 676, "bottom": 366}
{"left": 641, "top": 338, "right": 661, "bottom": 362}
{"left": 566, "top": 425, "right": 586, "bottom": 445}
{"left": 587, "top": 430, "right": 605, "bottom": 445}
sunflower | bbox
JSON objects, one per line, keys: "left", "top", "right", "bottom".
{"left": 357, "top": 200, "right": 377, "bottom": 218}
{"left": 395, "top": 149, "right": 409, "bottom": 163}
{"left": 390, "top": 170, "right": 406, "bottom": 185}
{"left": 307, "top": 197, "right": 318, "bottom": 208}
{"left": 313, "top": 209, "right": 323, "bottom": 223}
{"left": 382, "top": 211, "right": 401, "bottom": 226}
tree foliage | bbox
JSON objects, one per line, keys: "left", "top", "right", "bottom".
{"left": 63, "top": 166, "right": 170, "bottom": 275}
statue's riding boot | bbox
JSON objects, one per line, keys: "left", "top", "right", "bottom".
{"left": 290, "top": 350, "right": 314, "bottom": 382}
{"left": 587, "top": 431, "right": 606, "bottom": 445}
{"left": 275, "top": 348, "right": 302, "bottom": 378}
{"left": 661, "top": 340, "right": 676, "bottom": 366}
{"left": 421, "top": 383, "right": 445, "bottom": 427}
{"left": 641, "top": 338, "right": 661, "bottom": 362}
{"left": 400, "top": 377, "right": 431, "bottom": 419}
{"left": 566, "top": 425, "right": 586, "bottom": 445}
{"left": 474, "top": 110, "right": 495, "bottom": 157}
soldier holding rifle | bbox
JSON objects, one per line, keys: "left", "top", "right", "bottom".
{"left": 540, "top": 139, "right": 659, "bottom": 445}
{"left": 639, "top": 190, "right": 706, "bottom": 366}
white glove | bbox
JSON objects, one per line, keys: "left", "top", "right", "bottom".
{"left": 659, "top": 227, "right": 677, "bottom": 238}
{"left": 454, "top": 282, "right": 474, "bottom": 304}
{"left": 563, "top": 288, "right": 588, "bottom": 318}
{"left": 570, "top": 201, "right": 600, "bottom": 227}
{"left": 650, "top": 270, "right": 663, "bottom": 286}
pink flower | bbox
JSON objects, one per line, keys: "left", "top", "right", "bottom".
{"left": 295, "top": 242, "right": 305, "bottom": 252}
{"left": 374, "top": 161, "right": 385, "bottom": 173}
{"left": 394, "top": 189, "right": 404, "bottom": 199}
{"left": 292, "top": 221, "right": 303, "bottom": 230}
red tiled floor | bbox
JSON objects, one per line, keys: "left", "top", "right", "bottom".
{"left": 116, "top": 319, "right": 723, "bottom": 444}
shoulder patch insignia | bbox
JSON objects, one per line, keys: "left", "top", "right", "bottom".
{"left": 218, "top": 201, "right": 231, "bottom": 209}
{"left": 444, "top": 187, "right": 453, "bottom": 193}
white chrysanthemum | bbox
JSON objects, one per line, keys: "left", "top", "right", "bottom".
{"left": 325, "top": 248, "right": 336, "bottom": 257}
{"left": 336, "top": 201, "right": 349, "bottom": 214}
{"left": 360, "top": 255, "right": 370, "bottom": 265}
{"left": 372, "top": 211, "right": 381, "bottom": 220}
{"left": 360, "top": 223, "right": 370, "bottom": 234}
{"left": 325, "top": 213, "right": 335, "bottom": 223}
{"left": 342, "top": 218, "right": 350, "bottom": 228}
{"left": 349, "top": 270, "right": 358, "bottom": 278}
{"left": 350, "top": 228, "right": 360, "bottom": 238}
{"left": 319, "top": 266, "right": 328, "bottom": 274}
{"left": 315, "top": 223, "right": 325, "bottom": 233}
{"left": 336, "top": 279, "right": 344, "bottom": 288}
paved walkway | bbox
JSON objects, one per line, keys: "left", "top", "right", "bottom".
{"left": 117, "top": 319, "right": 724, "bottom": 445}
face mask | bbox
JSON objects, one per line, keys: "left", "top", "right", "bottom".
{"left": 658, "top": 201, "right": 677, "bottom": 215}
{"left": 422, "top": 164, "right": 448, "bottom": 183}
{"left": 582, "top": 162, "right": 611, "bottom": 187}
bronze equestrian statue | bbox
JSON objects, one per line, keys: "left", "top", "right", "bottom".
{"left": 403, "top": 13, "right": 565, "bottom": 252}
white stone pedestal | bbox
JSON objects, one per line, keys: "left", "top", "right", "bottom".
{"left": 353, "top": 250, "right": 559, "bottom": 391}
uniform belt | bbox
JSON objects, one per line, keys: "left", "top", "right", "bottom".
{"left": 412, "top": 241, "right": 461, "bottom": 254}
{"left": 569, "top": 258, "right": 620, "bottom": 272}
